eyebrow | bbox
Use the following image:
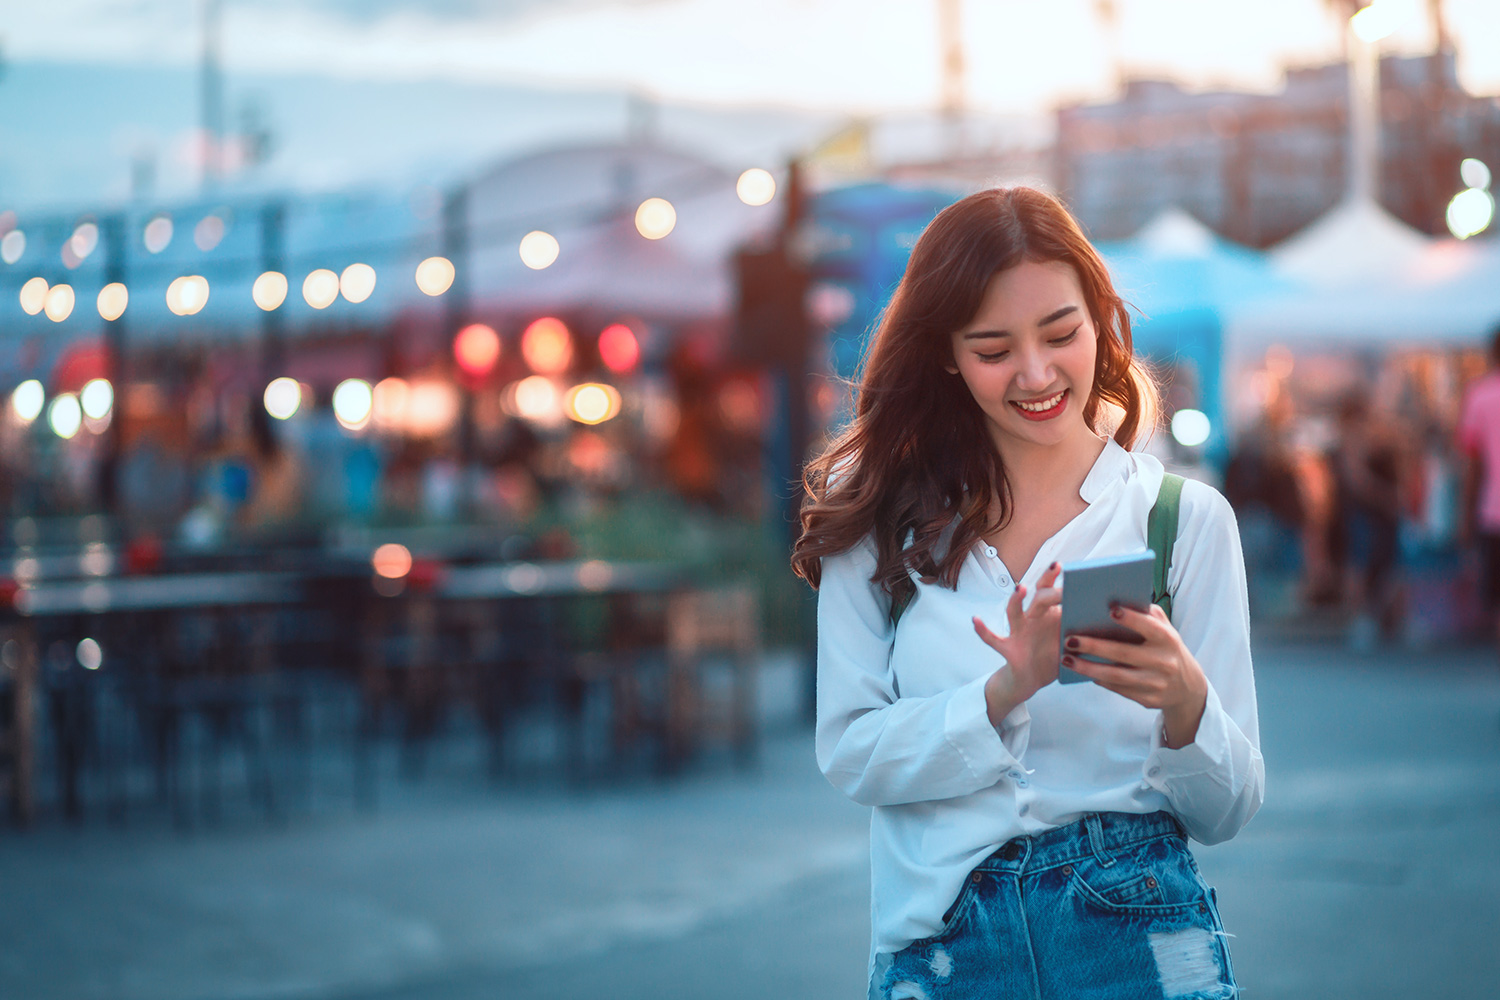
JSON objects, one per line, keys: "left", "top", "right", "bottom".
{"left": 961, "top": 305, "right": 1079, "bottom": 340}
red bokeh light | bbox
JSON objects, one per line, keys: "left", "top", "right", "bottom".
{"left": 521, "top": 317, "right": 573, "bottom": 375}
{"left": 453, "top": 323, "right": 502, "bottom": 377}
{"left": 597, "top": 323, "right": 641, "bottom": 374}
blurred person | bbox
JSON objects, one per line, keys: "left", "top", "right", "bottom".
{"left": 1331, "top": 390, "right": 1406, "bottom": 648}
{"left": 1459, "top": 326, "right": 1500, "bottom": 651}
{"left": 239, "top": 404, "right": 305, "bottom": 530}
{"left": 1224, "top": 394, "right": 1306, "bottom": 615}
{"left": 793, "top": 188, "right": 1261, "bottom": 1000}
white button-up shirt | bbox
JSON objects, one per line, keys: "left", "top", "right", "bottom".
{"left": 814, "top": 439, "right": 1264, "bottom": 968}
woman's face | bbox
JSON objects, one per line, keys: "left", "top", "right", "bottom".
{"left": 948, "top": 259, "right": 1099, "bottom": 455}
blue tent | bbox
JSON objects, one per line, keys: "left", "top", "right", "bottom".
{"left": 1098, "top": 209, "right": 1288, "bottom": 460}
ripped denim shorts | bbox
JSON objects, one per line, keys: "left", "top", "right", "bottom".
{"left": 871, "top": 811, "right": 1237, "bottom": 1000}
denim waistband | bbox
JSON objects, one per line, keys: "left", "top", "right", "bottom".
{"left": 974, "top": 811, "right": 1185, "bottom": 875}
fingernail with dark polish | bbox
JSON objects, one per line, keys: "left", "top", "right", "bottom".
{"left": 1062, "top": 655, "right": 1075, "bottom": 667}
{"left": 1065, "top": 637, "right": 1080, "bottom": 650}
{"left": 1049, "top": 561, "right": 1059, "bottom": 570}
{"left": 1110, "top": 606, "right": 1124, "bottom": 619}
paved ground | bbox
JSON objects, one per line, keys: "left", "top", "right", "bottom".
{"left": 3, "top": 638, "right": 1498, "bottom": 999}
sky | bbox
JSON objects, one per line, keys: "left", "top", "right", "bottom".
{"left": 2, "top": 0, "right": 1498, "bottom": 208}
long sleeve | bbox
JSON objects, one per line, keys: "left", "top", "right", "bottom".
{"left": 815, "top": 537, "right": 1028, "bottom": 808}
{"left": 1142, "top": 481, "right": 1265, "bottom": 845}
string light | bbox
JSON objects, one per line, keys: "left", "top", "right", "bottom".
{"left": 1, "top": 229, "right": 25, "bottom": 264}
{"left": 253, "top": 271, "right": 288, "bottom": 310}
{"left": 565, "top": 383, "right": 622, "bottom": 425}
{"left": 81, "top": 379, "right": 114, "bottom": 420}
{"left": 340, "top": 263, "right": 377, "bottom": 303}
{"left": 454, "top": 323, "right": 502, "bottom": 377}
{"left": 736, "top": 168, "right": 777, "bottom": 206}
{"left": 143, "top": 215, "right": 173, "bottom": 254}
{"left": 635, "top": 198, "right": 676, "bottom": 240}
{"left": 264, "top": 377, "right": 301, "bottom": 420}
{"left": 19, "top": 276, "right": 48, "bottom": 315}
{"left": 44, "top": 283, "right": 75, "bottom": 322}
{"left": 521, "top": 317, "right": 573, "bottom": 375}
{"left": 48, "top": 393, "right": 82, "bottom": 439}
{"left": 10, "top": 380, "right": 44, "bottom": 423}
{"left": 519, "top": 231, "right": 560, "bottom": 269}
{"left": 166, "top": 275, "right": 210, "bottom": 316}
{"left": 415, "top": 256, "right": 455, "bottom": 296}
{"left": 97, "top": 282, "right": 128, "bottom": 321}
{"left": 333, "top": 378, "right": 374, "bottom": 430}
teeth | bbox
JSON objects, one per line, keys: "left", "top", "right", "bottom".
{"left": 1014, "top": 391, "right": 1065, "bottom": 413}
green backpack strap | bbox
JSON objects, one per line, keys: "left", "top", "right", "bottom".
{"left": 1147, "top": 473, "right": 1185, "bottom": 622}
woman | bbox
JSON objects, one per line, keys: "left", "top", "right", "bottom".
{"left": 792, "top": 188, "right": 1262, "bottom": 1000}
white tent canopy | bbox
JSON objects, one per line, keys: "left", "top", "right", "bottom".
{"left": 1227, "top": 199, "right": 1500, "bottom": 356}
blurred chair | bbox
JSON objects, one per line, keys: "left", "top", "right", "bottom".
{"left": 652, "top": 584, "right": 761, "bottom": 771}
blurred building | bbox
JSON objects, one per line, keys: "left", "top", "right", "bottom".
{"left": 1056, "top": 50, "right": 1500, "bottom": 246}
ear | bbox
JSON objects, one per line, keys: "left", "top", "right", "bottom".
{"left": 944, "top": 364, "right": 959, "bottom": 375}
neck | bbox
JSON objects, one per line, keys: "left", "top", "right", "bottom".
{"left": 992, "top": 424, "right": 1108, "bottom": 503}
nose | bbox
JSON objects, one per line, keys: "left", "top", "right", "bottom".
{"left": 1012, "top": 345, "right": 1054, "bottom": 392}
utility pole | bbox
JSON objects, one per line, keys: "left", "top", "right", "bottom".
{"left": 937, "top": 0, "right": 966, "bottom": 158}
{"left": 259, "top": 202, "right": 286, "bottom": 382}
{"left": 100, "top": 215, "right": 128, "bottom": 515}
{"left": 200, "top": 0, "right": 224, "bottom": 191}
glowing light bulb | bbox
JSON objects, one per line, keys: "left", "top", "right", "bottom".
{"left": 1170, "top": 409, "right": 1212, "bottom": 448}
{"left": 519, "top": 231, "right": 560, "bottom": 270}
{"left": 736, "top": 168, "right": 777, "bottom": 206}
{"left": 415, "top": 256, "right": 455, "bottom": 296}
{"left": 1, "top": 229, "right": 25, "bottom": 264}
{"left": 565, "top": 383, "right": 622, "bottom": 425}
{"left": 81, "top": 379, "right": 114, "bottom": 420}
{"left": 1446, "top": 187, "right": 1496, "bottom": 239}
{"left": 507, "top": 375, "right": 563, "bottom": 425}
{"left": 303, "top": 268, "right": 340, "bottom": 309}
{"left": 264, "top": 377, "right": 302, "bottom": 420}
{"left": 634, "top": 198, "right": 676, "bottom": 240}
{"left": 97, "top": 282, "right": 128, "bottom": 321}
{"left": 1460, "top": 158, "right": 1492, "bottom": 191}
{"left": 43, "top": 283, "right": 75, "bottom": 322}
{"left": 10, "top": 380, "right": 44, "bottom": 423}
{"left": 340, "top": 263, "right": 377, "bottom": 303}
{"left": 19, "top": 276, "right": 48, "bottom": 315}
{"left": 48, "top": 393, "right": 82, "bottom": 439}
{"left": 143, "top": 215, "right": 173, "bottom": 254}
{"left": 454, "top": 323, "right": 502, "bottom": 377}
{"left": 372, "top": 377, "right": 410, "bottom": 431}
{"left": 372, "top": 543, "right": 413, "bottom": 579}
{"left": 69, "top": 222, "right": 99, "bottom": 260}
{"left": 166, "top": 275, "right": 209, "bottom": 316}
{"left": 194, "top": 214, "right": 226, "bottom": 251}
{"left": 333, "top": 378, "right": 374, "bottom": 430}
{"left": 521, "top": 316, "right": 572, "bottom": 375}
{"left": 597, "top": 323, "right": 641, "bottom": 373}
{"left": 253, "top": 271, "right": 288, "bottom": 311}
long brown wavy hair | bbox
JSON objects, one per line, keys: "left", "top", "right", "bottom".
{"left": 791, "top": 186, "right": 1157, "bottom": 603}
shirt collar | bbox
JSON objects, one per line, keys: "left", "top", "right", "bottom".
{"left": 1079, "top": 436, "right": 1133, "bottom": 504}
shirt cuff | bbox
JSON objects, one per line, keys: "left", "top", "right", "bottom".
{"left": 1142, "top": 681, "right": 1230, "bottom": 790}
{"left": 944, "top": 674, "right": 1030, "bottom": 781}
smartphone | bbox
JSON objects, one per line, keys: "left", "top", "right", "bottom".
{"left": 1057, "top": 549, "right": 1155, "bottom": 685}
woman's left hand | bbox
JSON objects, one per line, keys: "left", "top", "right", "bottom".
{"left": 1062, "top": 604, "right": 1208, "bottom": 749}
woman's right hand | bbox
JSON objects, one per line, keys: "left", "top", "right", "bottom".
{"left": 972, "top": 561, "right": 1063, "bottom": 726}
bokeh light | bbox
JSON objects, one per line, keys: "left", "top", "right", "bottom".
{"left": 565, "top": 383, "right": 622, "bottom": 425}
{"left": 10, "top": 380, "right": 44, "bottom": 423}
{"left": 194, "top": 214, "right": 226, "bottom": 251}
{"left": 253, "top": 271, "right": 288, "bottom": 311}
{"left": 303, "top": 268, "right": 340, "bottom": 309}
{"left": 507, "top": 375, "right": 564, "bottom": 425}
{"left": 69, "top": 222, "right": 99, "bottom": 261}
{"left": 1350, "top": 0, "right": 1404, "bottom": 43}
{"left": 76, "top": 638, "right": 103, "bottom": 671}
{"left": 19, "top": 276, "right": 48, "bottom": 315}
{"left": 1, "top": 229, "right": 25, "bottom": 264}
{"left": 454, "top": 323, "right": 502, "bottom": 377}
{"left": 1170, "top": 408, "right": 1212, "bottom": 447}
{"left": 264, "top": 377, "right": 302, "bottom": 420}
{"left": 48, "top": 393, "right": 82, "bottom": 439}
{"left": 521, "top": 316, "right": 573, "bottom": 375}
{"left": 143, "top": 215, "right": 173, "bottom": 254}
{"left": 44, "top": 283, "right": 75, "bottom": 322}
{"left": 1446, "top": 187, "right": 1495, "bottom": 239}
{"left": 97, "top": 282, "right": 128, "bottom": 321}
{"left": 371, "top": 377, "right": 410, "bottom": 432}
{"left": 405, "top": 381, "right": 461, "bottom": 436}
{"left": 519, "top": 230, "right": 561, "bottom": 269}
{"left": 166, "top": 275, "right": 210, "bottom": 316}
{"left": 372, "top": 543, "right": 413, "bottom": 579}
{"left": 1460, "top": 157, "right": 1492, "bottom": 191}
{"left": 634, "top": 198, "right": 676, "bottom": 240}
{"left": 340, "top": 263, "right": 377, "bottom": 303}
{"left": 597, "top": 323, "right": 641, "bottom": 374}
{"left": 81, "top": 379, "right": 114, "bottom": 420}
{"left": 333, "top": 378, "right": 374, "bottom": 430}
{"left": 415, "top": 256, "right": 455, "bottom": 296}
{"left": 736, "top": 168, "right": 777, "bottom": 206}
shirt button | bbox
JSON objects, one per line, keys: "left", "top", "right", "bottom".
{"left": 985, "top": 546, "right": 997, "bottom": 558}
{"left": 1148, "top": 766, "right": 1162, "bottom": 778}
{"left": 1019, "top": 803, "right": 1030, "bottom": 816}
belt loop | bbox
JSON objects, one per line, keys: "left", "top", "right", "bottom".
{"left": 1085, "top": 814, "right": 1115, "bottom": 868}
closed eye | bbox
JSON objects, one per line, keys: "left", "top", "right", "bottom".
{"left": 1050, "top": 327, "right": 1081, "bottom": 346}
{"left": 976, "top": 350, "right": 1008, "bottom": 363}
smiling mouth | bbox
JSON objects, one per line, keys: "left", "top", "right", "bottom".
{"left": 1009, "top": 389, "right": 1068, "bottom": 421}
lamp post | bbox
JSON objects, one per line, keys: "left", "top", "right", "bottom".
{"left": 1346, "top": 1, "right": 1401, "bottom": 203}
